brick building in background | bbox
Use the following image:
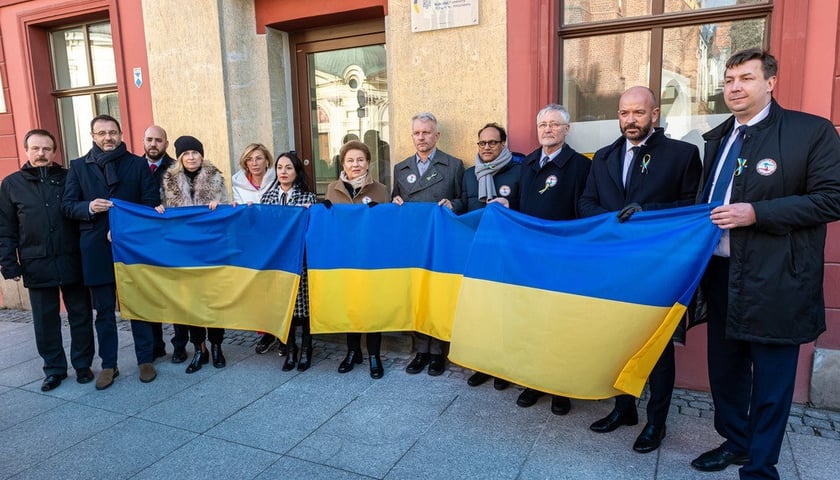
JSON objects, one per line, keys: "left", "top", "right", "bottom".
{"left": 0, "top": 0, "right": 838, "bottom": 407}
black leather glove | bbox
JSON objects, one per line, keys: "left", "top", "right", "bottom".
{"left": 367, "top": 201, "right": 379, "bottom": 208}
{"left": 617, "top": 203, "right": 642, "bottom": 223}
{"left": 321, "top": 199, "right": 333, "bottom": 209}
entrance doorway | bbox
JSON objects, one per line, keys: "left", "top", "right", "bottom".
{"left": 291, "top": 21, "right": 389, "bottom": 196}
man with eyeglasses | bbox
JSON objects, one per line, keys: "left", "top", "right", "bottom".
{"left": 63, "top": 114, "right": 161, "bottom": 390}
{"left": 139, "top": 125, "right": 181, "bottom": 362}
{"left": 458, "top": 122, "right": 520, "bottom": 391}
{"left": 517, "top": 103, "right": 591, "bottom": 416}
{"left": 393, "top": 112, "right": 465, "bottom": 376}
{"left": 578, "top": 86, "right": 701, "bottom": 454}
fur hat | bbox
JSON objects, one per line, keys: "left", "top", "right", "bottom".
{"left": 174, "top": 136, "right": 204, "bottom": 157}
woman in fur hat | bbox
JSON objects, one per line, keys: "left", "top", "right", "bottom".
{"left": 154, "top": 135, "right": 229, "bottom": 374}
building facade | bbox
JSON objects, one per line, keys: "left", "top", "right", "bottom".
{"left": 1, "top": 0, "right": 838, "bottom": 406}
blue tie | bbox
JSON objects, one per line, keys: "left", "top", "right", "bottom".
{"left": 708, "top": 125, "right": 746, "bottom": 203}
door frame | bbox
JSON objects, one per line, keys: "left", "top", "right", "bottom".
{"left": 289, "top": 19, "right": 385, "bottom": 193}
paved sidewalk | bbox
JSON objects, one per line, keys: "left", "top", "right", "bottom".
{"left": 0, "top": 312, "right": 837, "bottom": 479}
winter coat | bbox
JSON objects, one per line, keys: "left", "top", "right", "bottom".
{"left": 161, "top": 162, "right": 229, "bottom": 207}
{"left": 701, "top": 100, "right": 840, "bottom": 344}
{"left": 325, "top": 175, "right": 390, "bottom": 205}
{"left": 0, "top": 162, "right": 83, "bottom": 288}
{"left": 231, "top": 168, "right": 276, "bottom": 204}
{"left": 62, "top": 143, "right": 160, "bottom": 286}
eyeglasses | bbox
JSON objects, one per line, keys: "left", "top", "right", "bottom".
{"left": 536, "top": 122, "right": 567, "bottom": 130}
{"left": 92, "top": 130, "right": 120, "bottom": 138}
{"left": 477, "top": 140, "right": 502, "bottom": 148}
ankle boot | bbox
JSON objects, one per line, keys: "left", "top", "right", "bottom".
{"left": 283, "top": 344, "right": 297, "bottom": 371}
{"left": 297, "top": 333, "right": 312, "bottom": 371}
{"left": 186, "top": 345, "right": 209, "bottom": 374}
{"left": 338, "top": 350, "right": 363, "bottom": 373}
{"left": 211, "top": 343, "right": 226, "bottom": 368}
{"left": 369, "top": 354, "right": 384, "bottom": 379}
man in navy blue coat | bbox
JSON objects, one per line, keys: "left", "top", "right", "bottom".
{"left": 579, "top": 86, "right": 701, "bottom": 454}
{"left": 63, "top": 114, "right": 161, "bottom": 390}
{"left": 516, "top": 104, "right": 591, "bottom": 416}
{"left": 692, "top": 49, "right": 840, "bottom": 479}
{"left": 139, "top": 125, "right": 181, "bottom": 362}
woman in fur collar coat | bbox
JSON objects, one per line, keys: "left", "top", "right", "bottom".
{"left": 155, "top": 135, "right": 229, "bottom": 374}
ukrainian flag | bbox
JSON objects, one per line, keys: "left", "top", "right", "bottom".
{"left": 306, "top": 203, "right": 481, "bottom": 338}
{"left": 109, "top": 199, "right": 307, "bottom": 342}
{"left": 449, "top": 203, "right": 721, "bottom": 399}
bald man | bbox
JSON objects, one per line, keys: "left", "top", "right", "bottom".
{"left": 139, "top": 126, "right": 183, "bottom": 362}
{"left": 579, "top": 86, "right": 702, "bottom": 453}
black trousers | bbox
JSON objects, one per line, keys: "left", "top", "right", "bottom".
{"left": 614, "top": 341, "right": 675, "bottom": 426}
{"left": 346, "top": 332, "right": 381, "bottom": 356}
{"left": 171, "top": 324, "right": 189, "bottom": 350}
{"left": 413, "top": 333, "right": 446, "bottom": 355}
{"left": 188, "top": 327, "right": 224, "bottom": 346}
{"left": 703, "top": 255, "right": 799, "bottom": 480}
{"left": 29, "top": 283, "right": 93, "bottom": 375}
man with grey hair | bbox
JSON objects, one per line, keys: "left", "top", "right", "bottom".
{"left": 516, "top": 103, "right": 591, "bottom": 415}
{"left": 392, "top": 112, "right": 465, "bottom": 376}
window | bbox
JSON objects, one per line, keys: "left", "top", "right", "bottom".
{"left": 560, "top": 0, "right": 771, "bottom": 157}
{"left": 50, "top": 21, "right": 118, "bottom": 160}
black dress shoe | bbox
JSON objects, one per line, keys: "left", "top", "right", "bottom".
{"left": 493, "top": 378, "right": 510, "bottom": 390}
{"left": 185, "top": 348, "right": 209, "bottom": 374}
{"left": 427, "top": 354, "right": 445, "bottom": 376}
{"left": 550, "top": 395, "right": 572, "bottom": 415}
{"left": 41, "top": 373, "right": 67, "bottom": 392}
{"left": 211, "top": 343, "right": 226, "bottom": 368}
{"left": 338, "top": 350, "right": 363, "bottom": 373}
{"left": 691, "top": 446, "right": 750, "bottom": 471}
{"left": 369, "top": 355, "right": 384, "bottom": 379}
{"left": 171, "top": 348, "right": 188, "bottom": 364}
{"left": 590, "top": 407, "right": 639, "bottom": 433}
{"left": 516, "top": 388, "right": 546, "bottom": 407}
{"left": 633, "top": 423, "right": 666, "bottom": 453}
{"left": 76, "top": 368, "right": 94, "bottom": 384}
{"left": 405, "top": 353, "right": 430, "bottom": 374}
{"left": 467, "top": 372, "right": 490, "bottom": 386}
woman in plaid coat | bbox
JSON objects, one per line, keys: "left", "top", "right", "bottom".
{"left": 261, "top": 151, "right": 316, "bottom": 371}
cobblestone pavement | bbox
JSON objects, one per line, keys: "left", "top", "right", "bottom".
{"left": 3, "top": 307, "right": 838, "bottom": 440}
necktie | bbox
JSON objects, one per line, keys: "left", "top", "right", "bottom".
{"left": 149, "top": 164, "right": 157, "bottom": 174}
{"left": 708, "top": 126, "right": 747, "bottom": 203}
{"left": 624, "top": 146, "right": 640, "bottom": 187}
{"left": 539, "top": 155, "right": 549, "bottom": 169}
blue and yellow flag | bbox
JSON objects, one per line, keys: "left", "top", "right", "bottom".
{"left": 449, "top": 203, "right": 721, "bottom": 399}
{"left": 306, "top": 203, "right": 481, "bottom": 338}
{"left": 109, "top": 199, "right": 307, "bottom": 342}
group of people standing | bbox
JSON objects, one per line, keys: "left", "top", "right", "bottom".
{"left": 1, "top": 48, "right": 838, "bottom": 480}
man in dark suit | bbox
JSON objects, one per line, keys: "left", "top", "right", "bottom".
{"left": 692, "top": 49, "right": 840, "bottom": 479}
{"left": 579, "top": 86, "right": 702, "bottom": 453}
{"left": 62, "top": 114, "right": 161, "bottom": 390}
{"left": 0, "top": 129, "right": 94, "bottom": 391}
{"left": 139, "top": 125, "right": 185, "bottom": 363}
{"left": 392, "top": 112, "right": 464, "bottom": 376}
{"left": 517, "top": 103, "right": 591, "bottom": 415}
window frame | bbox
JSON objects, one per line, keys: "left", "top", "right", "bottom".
{"left": 558, "top": 1, "right": 774, "bottom": 108}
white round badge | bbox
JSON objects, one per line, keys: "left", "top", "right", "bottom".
{"left": 362, "top": 196, "right": 372, "bottom": 204}
{"left": 499, "top": 185, "right": 511, "bottom": 197}
{"left": 755, "top": 158, "right": 777, "bottom": 176}
{"left": 407, "top": 174, "right": 417, "bottom": 184}
{"left": 545, "top": 175, "right": 558, "bottom": 187}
